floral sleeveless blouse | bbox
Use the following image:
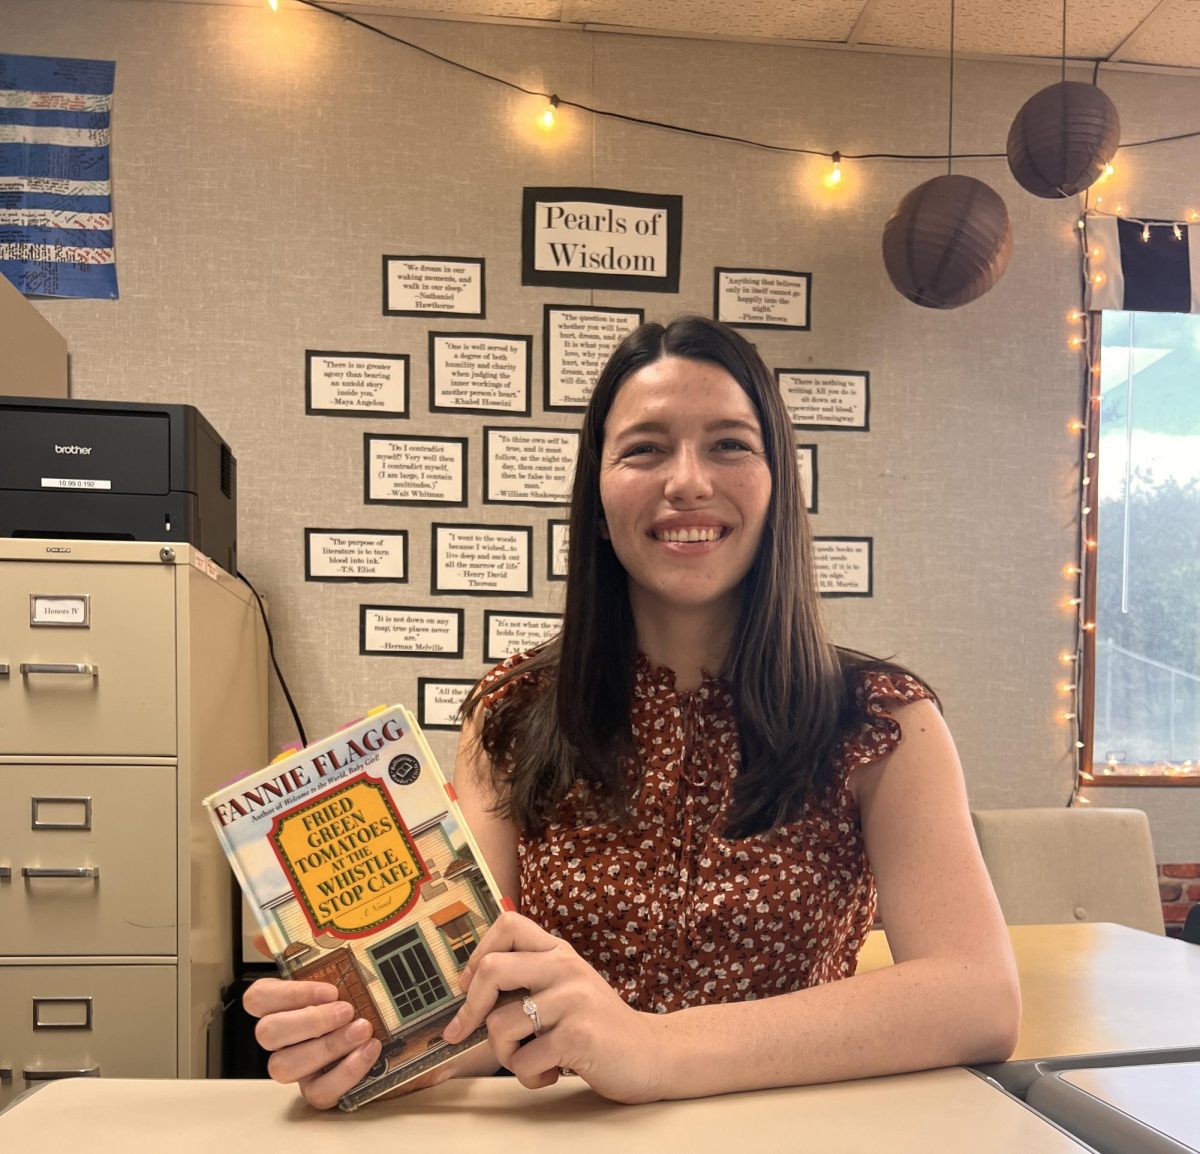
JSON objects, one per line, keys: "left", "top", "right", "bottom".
{"left": 479, "top": 652, "right": 932, "bottom": 1014}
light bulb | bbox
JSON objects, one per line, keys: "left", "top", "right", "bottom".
{"left": 823, "top": 152, "right": 843, "bottom": 189}
{"left": 1096, "top": 162, "right": 1115, "bottom": 183}
{"left": 539, "top": 95, "right": 559, "bottom": 131}
{"left": 267, "top": 0, "right": 278, "bottom": 10}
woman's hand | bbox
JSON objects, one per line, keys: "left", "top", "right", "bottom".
{"left": 441, "top": 910, "right": 665, "bottom": 1103}
{"left": 242, "top": 977, "right": 386, "bottom": 1109}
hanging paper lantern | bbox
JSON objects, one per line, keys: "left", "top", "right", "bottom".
{"left": 881, "top": 174, "right": 1013, "bottom": 309}
{"left": 1006, "top": 80, "right": 1120, "bottom": 198}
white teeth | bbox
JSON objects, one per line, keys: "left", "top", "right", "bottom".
{"left": 655, "top": 527, "right": 723, "bottom": 543}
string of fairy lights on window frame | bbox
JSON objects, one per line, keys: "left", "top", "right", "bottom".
{"left": 1068, "top": 195, "right": 1200, "bottom": 803}
{"left": 264, "top": 0, "right": 1200, "bottom": 799}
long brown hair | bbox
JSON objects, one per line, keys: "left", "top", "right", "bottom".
{"left": 463, "top": 316, "right": 924, "bottom": 838}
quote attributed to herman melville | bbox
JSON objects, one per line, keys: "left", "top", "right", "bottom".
{"left": 522, "top": 187, "right": 682, "bottom": 293}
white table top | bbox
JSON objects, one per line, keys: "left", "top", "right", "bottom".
{"left": 0, "top": 1069, "right": 1094, "bottom": 1153}
{"left": 859, "top": 922, "right": 1200, "bottom": 1064}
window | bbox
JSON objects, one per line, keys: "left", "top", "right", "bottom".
{"left": 435, "top": 911, "right": 479, "bottom": 966}
{"left": 1091, "top": 310, "right": 1200, "bottom": 781}
{"left": 370, "top": 928, "right": 451, "bottom": 1019}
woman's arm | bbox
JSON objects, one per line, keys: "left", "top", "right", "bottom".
{"left": 443, "top": 698, "right": 1021, "bottom": 1102}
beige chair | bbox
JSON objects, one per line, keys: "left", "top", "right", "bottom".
{"left": 970, "top": 807, "right": 1165, "bottom": 935}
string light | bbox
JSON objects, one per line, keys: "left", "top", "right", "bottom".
{"left": 1095, "top": 161, "right": 1115, "bottom": 183}
{"left": 539, "top": 94, "right": 559, "bottom": 131}
{"left": 267, "top": 0, "right": 278, "bottom": 9}
{"left": 823, "top": 151, "right": 843, "bottom": 188}
{"left": 1141, "top": 223, "right": 1151, "bottom": 243}
{"left": 1173, "top": 223, "right": 1183, "bottom": 240}
{"left": 1060, "top": 652, "right": 1078, "bottom": 664}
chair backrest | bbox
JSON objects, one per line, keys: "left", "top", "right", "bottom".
{"left": 970, "top": 807, "right": 1165, "bottom": 935}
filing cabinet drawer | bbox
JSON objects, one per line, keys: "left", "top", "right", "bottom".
{"left": 0, "top": 962, "right": 176, "bottom": 1111}
{"left": 0, "top": 560, "right": 176, "bottom": 756}
{"left": 0, "top": 763, "right": 176, "bottom": 957}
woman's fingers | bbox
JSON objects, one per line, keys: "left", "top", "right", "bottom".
{"left": 443, "top": 950, "right": 565, "bottom": 1043}
{"left": 293, "top": 1030, "right": 383, "bottom": 1110}
{"left": 459, "top": 911, "right": 558, "bottom": 992}
{"left": 267, "top": 1015, "right": 379, "bottom": 1085}
{"left": 243, "top": 977, "right": 339, "bottom": 1017}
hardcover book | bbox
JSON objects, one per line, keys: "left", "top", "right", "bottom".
{"left": 204, "top": 705, "right": 506, "bottom": 1111}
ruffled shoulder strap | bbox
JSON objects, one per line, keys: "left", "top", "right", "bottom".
{"left": 477, "top": 649, "right": 543, "bottom": 720}
{"left": 841, "top": 670, "right": 936, "bottom": 770}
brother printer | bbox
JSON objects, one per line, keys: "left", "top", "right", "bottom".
{"left": 0, "top": 396, "right": 238, "bottom": 576}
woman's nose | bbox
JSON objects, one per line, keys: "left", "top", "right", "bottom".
{"left": 664, "top": 445, "right": 714, "bottom": 502}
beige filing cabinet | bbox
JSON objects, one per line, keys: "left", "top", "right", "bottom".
{"left": 0, "top": 539, "right": 268, "bottom": 1109}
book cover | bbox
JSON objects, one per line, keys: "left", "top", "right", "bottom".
{"left": 203, "top": 705, "right": 506, "bottom": 1111}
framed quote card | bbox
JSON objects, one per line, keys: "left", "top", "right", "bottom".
{"left": 360, "top": 605, "right": 465, "bottom": 657}
{"left": 813, "top": 537, "right": 873, "bottom": 597}
{"left": 429, "top": 332, "right": 532, "bottom": 416}
{"left": 304, "top": 528, "right": 407, "bottom": 583}
{"left": 383, "top": 255, "right": 484, "bottom": 318}
{"left": 417, "top": 677, "right": 476, "bottom": 730}
{"left": 364, "top": 434, "right": 468, "bottom": 506}
{"left": 483, "top": 610, "right": 563, "bottom": 663}
{"left": 305, "top": 351, "right": 408, "bottom": 418}
{"left": 431, "top": 523, "right": 533, "bottom": 596}
{"left": 544, "top": 304, "right": 643, "bottom": 410}
{"left": 714, "top": 268, "right": 811, "bottom": 330}
{"left": 483, "top": 426, "right": 578, "bottom": 506}
{"left": 776, "top": 369, "right": 870, "bottom": 431}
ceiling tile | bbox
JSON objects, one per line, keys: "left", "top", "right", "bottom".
{"left": 563, "top": 0, "right": 866, "bottom": 42}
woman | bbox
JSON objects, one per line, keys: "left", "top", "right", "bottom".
{"left": 245, "top": 316, "right": 1020, "bottom": 1108}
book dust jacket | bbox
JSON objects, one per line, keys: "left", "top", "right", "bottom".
{"left": 204, "top": 705, "right": 506, "bottom": 1110}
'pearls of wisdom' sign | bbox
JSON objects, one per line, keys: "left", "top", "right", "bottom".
{"left": 522, "top": 187, "right": 682, "bottom": 293}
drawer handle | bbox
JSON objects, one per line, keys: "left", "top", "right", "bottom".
{"left": 19, "top": 663, "right": 99, "bottom": 677}
{"left": 0, "top": 866, "right": 10, "bottom": 881}
{"left": 0, "top": 662, "right": 9, "bottom": 677}
{"left": 23, "top": 1066, "right": 101, "bottom": 1082}
{"left": 21, "top": 866, "right": 100, "bottom": 879}
{"left": 0, "top": 1067, "right": 11, "bottom": 1083}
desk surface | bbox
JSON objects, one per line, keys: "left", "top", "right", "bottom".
{"left": 858, "top": 922, "right": 1200, "bottom": 1065}
{"left": 0, "top": 1069, "right": 1093, "bottom": 1153}
{"left": 1027, "top": 1062, "right": 1200, "bottom": 1154}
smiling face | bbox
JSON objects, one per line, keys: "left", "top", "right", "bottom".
{"left": 598, "top": 355, "right": 772, "bottom": 631}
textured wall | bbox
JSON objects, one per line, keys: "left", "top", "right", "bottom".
{"left": 3, "top": 0, "right": 1196, "bottom": 859}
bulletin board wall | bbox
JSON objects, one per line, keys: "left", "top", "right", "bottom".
{"left": 6, "top": 0, "right": 1199, "bottom": 858}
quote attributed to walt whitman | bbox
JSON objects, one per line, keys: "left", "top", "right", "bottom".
{"left": 522, "top": 187, "right": 682, "bottom": 293}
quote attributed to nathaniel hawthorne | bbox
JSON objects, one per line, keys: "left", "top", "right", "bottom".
{"left": 384, "top": 256, "right": 485, "bottom": 317}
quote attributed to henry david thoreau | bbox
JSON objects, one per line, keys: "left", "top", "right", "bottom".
{"left": 522, "top": 187, "right": 682, "bottom": 293}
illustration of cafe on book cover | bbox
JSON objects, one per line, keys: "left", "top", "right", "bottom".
{"left": 205, "top": 706, "right": 504, "bottom": 1107}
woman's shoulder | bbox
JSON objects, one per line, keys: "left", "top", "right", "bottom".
{"left": 838, "top": 659, "right": 938, "bottom": 771}
{"left": 477, "top": 648, "right": 554, "bottom": 715}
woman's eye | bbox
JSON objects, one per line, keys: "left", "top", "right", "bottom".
{"left": 714, "top": 438, "right": 751, "bottom": 453}
{"left": 621, "top": 443, "right": 659, "bottom": 458}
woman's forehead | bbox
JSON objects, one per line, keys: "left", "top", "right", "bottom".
{"left": 606, "top": 356, "right": 759, "bottom": 426}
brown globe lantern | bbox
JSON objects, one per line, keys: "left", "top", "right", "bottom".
{"left": 1007, "top": 80, "right": 1120, "bottom": 198}
{"left": 881, "top": 174, "right": 1013, "bottom": 309}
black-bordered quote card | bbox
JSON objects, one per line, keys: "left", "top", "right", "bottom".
{"left": 814, "top": 537, "right": 873, "bottom": 597}
{"left": 714, "top": 268, "right": 812, "bottom": 330}
{"left": 360, "top": 605, "right": 465, "bottom": 658}
{"left": 305, "top": 528, "right": 407, "bottom": 583}
{"left": 383, "top": 255, "right": 485, "bottom": 318}
{"left": 522, "top": 187, "right": 682, "bottom": 293}
{"left": 544, "top": 304, "right": 643, "bottom": 410}
{"left": 547, "top": 519, "right": 569, "bottom": 581}
{"left": 776, "top": 370, "right": 870, "bottom": 431}
{"left": 483, "top": 610, "right": 563, "bottom": 664}
{"left": 417, "top": 677, "right": 476, "bottom": 731}
{"left": 364, "top": 433, "right": 468, "bottom": 506}
{"left": 484, "top": 426, "right": 578, "bottom": 506}
{"left": 429, "top": 332, "right": 532, "bottom": 416}
{"left": 796, "top": 444, "right": 818, "bottom": 514}
{"left": 431, "top": 523, "right": 532, "bottom": 597}
{"left": 305, "top": 351, "right": 409, "bottom": 417}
